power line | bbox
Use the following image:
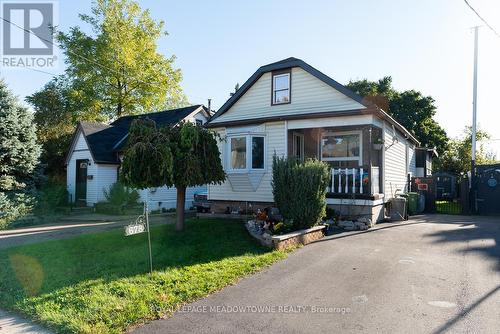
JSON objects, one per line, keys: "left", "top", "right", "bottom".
{"left": 463, "top": 0, "right": 500, "bottom": 39}
{"left": 0, "top": 15, "right": 163, "bottom": 88}
{"left": 21, "top": 67, "right": 58, "bottom": 76}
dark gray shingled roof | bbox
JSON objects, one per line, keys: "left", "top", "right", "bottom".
{"left": 68, "top": 105, "right": 205, "bottom": 164}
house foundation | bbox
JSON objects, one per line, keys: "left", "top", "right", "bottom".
{"left": 209, "top": 198, "right": 385, "bottom": 223}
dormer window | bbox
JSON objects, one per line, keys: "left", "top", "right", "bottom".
{"left": 272, "top": 70, "right": 291, "bottom": 105}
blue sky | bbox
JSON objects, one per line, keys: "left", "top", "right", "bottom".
{"left": 1, "top": 0, "right": 499, "bottom": 156}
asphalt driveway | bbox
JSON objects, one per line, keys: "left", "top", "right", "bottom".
{"left": 134, "top": 214, "right": 500, "bottom": 334}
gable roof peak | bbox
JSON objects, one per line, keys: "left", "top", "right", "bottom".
{"left": 260, "top": 57, "right": 303, "bottom": 68}
{"left": 209, "top": 58, "right": 373, "bottom": 123}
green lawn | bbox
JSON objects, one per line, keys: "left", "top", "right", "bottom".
{"left": 0, "top": 218, "right": 289, "bottom": 333}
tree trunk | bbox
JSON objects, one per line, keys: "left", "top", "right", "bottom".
{"left": 176, "top": 186, "right": 186, "bottom": 231}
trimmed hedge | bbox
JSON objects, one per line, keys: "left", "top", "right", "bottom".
{"left": 272, "top": 156, "right": 330, "bottom": 230}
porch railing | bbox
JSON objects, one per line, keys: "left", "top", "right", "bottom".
{"left": 329, "top": 167, "right": 368, "bottom": 195}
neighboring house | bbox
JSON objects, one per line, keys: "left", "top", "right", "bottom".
{"left": 206, "top": 57, "right": 420, "bottom": 222}
{"left": 415, "top": 147, "right": 438, "bottom": 177}
{"left": 65, "top": 105, "right": 210, "bottom": 210}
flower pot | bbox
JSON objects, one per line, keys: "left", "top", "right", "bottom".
{"left": 373, "top": 143, "right": 384, "bottom": 150}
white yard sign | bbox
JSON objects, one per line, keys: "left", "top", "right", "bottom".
{"left": 124, "top": 222, "right": 146, "bottom": 236}
{"left": 124, "top": 202, "right": 153, "bottom": 273}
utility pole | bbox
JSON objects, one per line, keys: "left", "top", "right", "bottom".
{"left": 470, "top": 26, "right": 480, "bottom": 212}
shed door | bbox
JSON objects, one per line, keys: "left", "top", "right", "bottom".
{"left": 75, "top": 159, "right": 88, "bottom": 203}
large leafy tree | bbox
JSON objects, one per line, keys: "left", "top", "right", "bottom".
{"left": 57, "top": 0, "right": 187, "bottom": 119}
{"left": 347, "top": 77, "right": 449, "bottom": 154}
{"left": 435, "top": 126, "right": 497, "bottom": 176}
{"left": 26, "top": 76, "right": 103, "bottom": 178}
{"left": 0, "top": 80, "right": 41, "bottom": 228}
{"left": 27, "top": 0, "right": 188, "bottom": 177}
{"left": 121, "top": 120, "right": 225, "bottom": 231}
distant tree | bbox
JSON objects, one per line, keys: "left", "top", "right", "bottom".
{"left": 57, "top": 0, "right": 187, "bottom": 119}
{"left": 26, "top": 76, "right": 103, "bottom": 178}
{"left": 347, "top": 77, "right": 449, "bottom": 155}
{"left": 435, "top": 126, "right": 497, "bottom": 176}
{"left": 120, "top": 119, "right": 225, "bottom": 231}
{"left": 28, "top": 0, "right": 190, "bottom": 176}
{"left": 0, "top": 80, "right": 41, "bottom": 228}
{"left": 230, "top": 83, "right": 240, "bottom": 97}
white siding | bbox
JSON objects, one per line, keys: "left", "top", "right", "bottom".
{"left": 287, "top": 114, "right": 375, "bottom": 129}
{"left": 208, "top": 121, "right": 287, "bottom": 202}
{"left": 95, "top": 164, "right": 119, "bottom": 203}
{"left": 383, "top": 124, "right": 417, "bottom": 199}
{"left": 74, "top": 132, "right": 88, "bottom": 150}
{"left": 67, "top": 131, "right": 120, "bottom": 205}
{"left": 186, "top": 110, "right": 208, "bottom": 125}
{"left": 139, "top": 185, "right": 207, "bottom": 211}
{"left": 408, "top": 144, "right": 416, "bottom": 177}
{"left": 66, "top": 131, "right": 97, "bottom": 205}
{"left": 211, "top": 67, "right": 365, "bottom": 124}
{"left": 384, "top": 126, "right": 408, "bottom": 199}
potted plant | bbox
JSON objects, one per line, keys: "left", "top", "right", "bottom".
{"left": 373, "top": 138, "right": 384, "bottom": 150}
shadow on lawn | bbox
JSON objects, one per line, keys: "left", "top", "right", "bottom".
{"left": 0, "top": 218, "right": 268, "bottom": 298}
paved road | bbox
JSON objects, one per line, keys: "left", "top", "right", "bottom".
{"left": 135, "top": 214, "right": 500, "bottom": 334}
{"left": 0, "top": 214, "right": 180, "bottom": 250}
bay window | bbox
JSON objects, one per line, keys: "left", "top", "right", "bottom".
{"left": 230, "top": 137, "right": 246, "bottom": 169}
{"left": 228, "top": 135, "right": 265, "bottom": 171}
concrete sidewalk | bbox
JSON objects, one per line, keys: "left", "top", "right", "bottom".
{"left": 0, "top": 309, "right": 51, "bottom": 334}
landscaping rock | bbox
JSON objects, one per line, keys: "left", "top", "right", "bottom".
{"left": 338, "top": 220, "right": 356, "bottom": 230}
{"left": 262, "top": 232, "right": 272, "bottom": 240}
{"left": 357, "top": 217, "right": 374, "bottom": 227}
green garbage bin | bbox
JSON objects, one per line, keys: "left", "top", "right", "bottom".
{"left": 407, "top": 192, "right": 418, "bottom": 216}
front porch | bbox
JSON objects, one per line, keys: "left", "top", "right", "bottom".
{"left": 287, "top": 123, "right": 386, "bottom": 221}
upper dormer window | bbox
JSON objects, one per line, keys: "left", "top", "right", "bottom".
{"left": 272, "top": 70, "right": 291, "bottom": 105}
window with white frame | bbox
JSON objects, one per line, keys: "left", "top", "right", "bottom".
{"left": 321, "top": 131, "right": 362, "bottom": 163}
{"left": 230, "top": 137, "right": 247, "bottom": 169}
{"left": 251, "top": 137, "right": 265, "bottom": 169}
{"left": 228, "top": 135, "right": 265, "bottom": 171}
{"left": 272, "top": 71, "right": 290, "bottom": 105}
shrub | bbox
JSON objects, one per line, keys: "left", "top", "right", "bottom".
{"left": 103, "top": 182, "right": 140, "bottom": 207}
{"left": 34, "top": 181, "right": 69, "bottom": 214}
{"left": 272, "top": 156, "right": 330, "bottom": 230}
{"left": 0, "top": 192, "right": 35, "bottom": 230}
{"left": 95, "top": 182, "right": 141, "bottom": 215}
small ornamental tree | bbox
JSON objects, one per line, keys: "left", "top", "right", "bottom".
{"left": 120, "top": 119, "right": 225, "bottom": 231}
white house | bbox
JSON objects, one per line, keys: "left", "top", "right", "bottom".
{"left": 206, "top": 57, "right": 420, "bottom": 222}
{"left": 65, "top": 105, "right": 210, "bottom": 210}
